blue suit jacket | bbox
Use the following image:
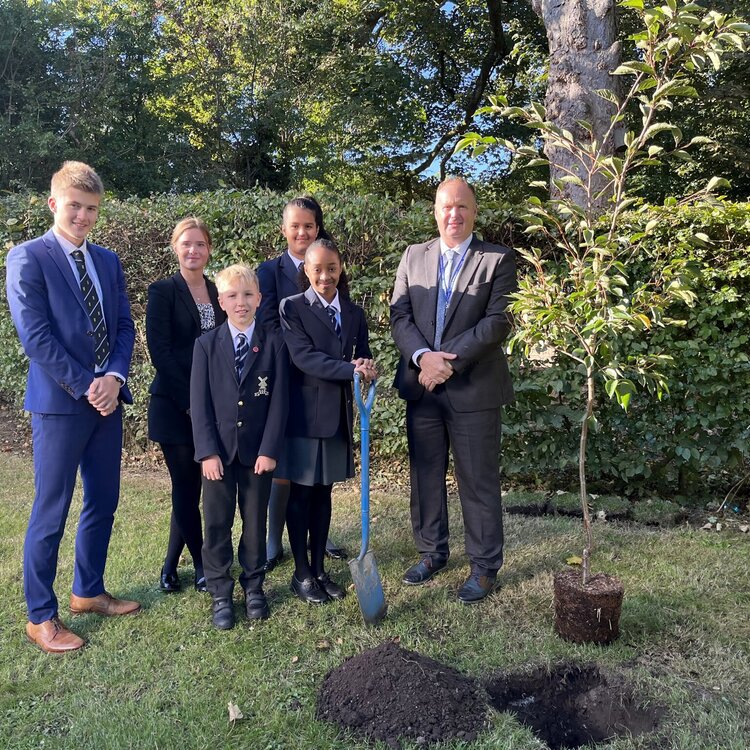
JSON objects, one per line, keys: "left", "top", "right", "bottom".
{"left": 5, "top": 229, "right": 135, "bottom": 413}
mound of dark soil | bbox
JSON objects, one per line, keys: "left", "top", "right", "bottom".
{"left": 486, "top": 662, "right": 664, "bottom": 749}
{"left": 316, "top": 640, "right": 486, "bottom": 749}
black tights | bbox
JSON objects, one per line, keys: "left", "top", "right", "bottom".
{"left": 286, "top": 482, "right": 332, "bottom": 580}
{"left": 161, "top": 442, "right": 204, "bottom": 577}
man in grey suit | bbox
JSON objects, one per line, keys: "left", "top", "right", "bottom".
{"left": 390, "top": 176, "right": 517, "bottom": 603}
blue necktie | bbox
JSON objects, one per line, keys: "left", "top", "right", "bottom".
{"left": 71, "top": 249, "right": 109, "bottom": 367}
{"left": 326, "top": 305, "right": 341, "bottom": 339}
{"left": 235, "top": 333, "right": 249, "bottom": 379}
{"left": 434, "top": 250, "right": 455, "bottom": 351}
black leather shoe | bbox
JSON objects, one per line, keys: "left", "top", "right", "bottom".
{"left": 316, "top": 572, "right": 346, "bottom": 601}
{"left": 325, "top": 541, "right": 347, "bottom": 560}
{"left": 402, "top": 557, "right": 447, "bottom": 585}
{"left": 160, "top": 569, "right": 181, "bottom": 593}
{"left": 263, "top": 550, "right": 284, "bottom": 573}
{"left": 290, "top": 574, "right": 329, "bottom": 604}
{"left": 245, "top": 591, "right": 269, "bottom": 620}
{"left": 194, "top": 574, "right": 207, "bottom": 593}
{"left": 212, "top": 597, "right": 234, "bottom": 629}
{"left": 457, "top": 570, "right": 497, "bottom": 604}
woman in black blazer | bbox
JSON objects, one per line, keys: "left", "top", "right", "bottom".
{"left": 279, "top": 239, "right": 376, "bottom": 604}
{"left": 146, "top": 217, "right": 226, "bottom": 593}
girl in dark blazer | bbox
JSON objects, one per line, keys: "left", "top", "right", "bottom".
{"left": 279, "top": 239, "right": 376, "bottom": 604}
{"left": 146, "top": 217, "right": 226, "bottom": 593}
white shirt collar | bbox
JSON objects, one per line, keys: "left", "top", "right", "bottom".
{"left": 439, "top": 233, "right": 473, "bottom": 256}
{"left": 228, "top": 320, "right": 256, "bottom": 345}
{"left": 312, "top": 288, "right": 341, "bottom": 312}
{"left": 286, "top": 249, "right": 304, "bottom": 270}
{"left": 53, "top": 229, "right": 88, "bottom": 256}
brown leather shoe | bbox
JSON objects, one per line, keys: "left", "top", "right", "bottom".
{"left": 26, "top": 617, "right": 85, "bottom": 653}
{"left": 69, "top": 592, "right": 141, "bottom": 616}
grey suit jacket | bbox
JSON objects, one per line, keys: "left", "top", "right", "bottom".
{"left": 390, "top": 234, "right": 517, "bottom": 411}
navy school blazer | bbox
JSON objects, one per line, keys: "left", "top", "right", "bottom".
{"left": 279, "top": 286, "right": 372, "bottom": 441}
{"left": 190, "top": 321, "right": 289, "bottom": 466}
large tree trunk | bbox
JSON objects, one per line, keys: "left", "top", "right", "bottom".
{"left": 532, "top": 0, "right": 621, "bottom": 211}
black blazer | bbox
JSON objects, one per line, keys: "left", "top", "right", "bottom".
{"left": 257, "top": 252, "right": 301, "bottom": 334}
{"left": 190, "top": 321, "right": 289, "bottom": 466}
{"left": 146, "top": 272, "right": 225, "bottom": 440}
{"left": 280, "top": 287, "right": 371, "bottom": 441}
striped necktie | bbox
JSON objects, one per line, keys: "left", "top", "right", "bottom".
{"left": 235, "top": 333, "right": 249, "bottom": 379}
{"left": 71, "top": 249, "right": 109, "bottom": 368}
{"left": 326, "top": 305, "right": 341, "bottom": 339}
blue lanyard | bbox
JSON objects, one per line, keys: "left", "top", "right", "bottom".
{"left": 438, "top": 245, "right": 470, "bottom": 305}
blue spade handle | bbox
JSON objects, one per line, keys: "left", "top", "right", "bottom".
{"left": 353, "top": 372, "right": 377, "bottom": 562}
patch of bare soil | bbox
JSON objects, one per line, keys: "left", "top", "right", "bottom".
{"left": 486, "top": 662, "right": 664, "bottom": 749}
{"left": 316, "top": 640, "right": 487, "bottom": 749}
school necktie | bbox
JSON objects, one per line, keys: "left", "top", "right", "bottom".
{"left": 71, "top": 249, "right": 109, "bottom": 368}
{"left": 434, "top": 249, "right": 455, "bottom": 351}
{"left": 326, "top": 305, "right": 341, "bottom": 339}
{"left": 235, "top": 333, "right": 248, "bottom": 379}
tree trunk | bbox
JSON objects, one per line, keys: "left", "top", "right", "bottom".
{"left": 531, "top": 0, "right": 621, "bottom": 210}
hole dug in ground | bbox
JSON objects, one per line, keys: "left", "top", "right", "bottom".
{"left": 486, "top": 662, "right": 664, "bottom": 749}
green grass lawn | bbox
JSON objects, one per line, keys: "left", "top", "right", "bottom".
{"left": 0, "top": 452, "right": 748, "bottom": 750}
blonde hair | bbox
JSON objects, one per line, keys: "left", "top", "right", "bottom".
{"left": 215, "top": 264, "right": 259, "bottom": 294}
{"left": 50, "top": 161, "right": 104, "bottom": 196}
{"left": 171, "top": 216, "right": 212, "bottom": 249}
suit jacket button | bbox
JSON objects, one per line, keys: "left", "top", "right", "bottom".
{"left": 237, "top": 421, "right": 243, "bottom": 427}
{"left": 87, "top": 331, "right": 94, "bottom": 336}
{"left": 238, "top": 400, "right": 244, "bottom": 406}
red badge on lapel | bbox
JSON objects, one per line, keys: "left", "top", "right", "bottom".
{"left": 253, "top": 346, "right": 259, "bottom": 353}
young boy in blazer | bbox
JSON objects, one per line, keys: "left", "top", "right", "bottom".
{"left": 190, "top": 264, "right": 288, "bottom": 628}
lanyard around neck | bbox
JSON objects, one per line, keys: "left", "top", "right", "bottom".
{"left": 438, "top": 245, "right": 470, "bottom": 305}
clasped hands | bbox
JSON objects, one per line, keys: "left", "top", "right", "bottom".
{"left": 352, "top": 357, "right": 377, "bottom": 383}
{"left": 418, "top": 351, "right": 457, "bottom": 392}
{"left": 88, "top": 374, "right": 121, "bottom": 416}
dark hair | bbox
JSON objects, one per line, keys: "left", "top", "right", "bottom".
{"left": 282, "top": 196, "right": 331, "bottom": 241}
{"left": 297, "top": 238, "right": 350, "bottom": 300}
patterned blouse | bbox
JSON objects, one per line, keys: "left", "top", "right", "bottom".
{"left": 196, "top": 303, "right": 215, "bottom": 332}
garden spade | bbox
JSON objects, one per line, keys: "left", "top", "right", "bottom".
{"left": 349, "top": 373, "right": 387, "bottom": 626}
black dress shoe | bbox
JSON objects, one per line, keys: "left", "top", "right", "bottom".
{"left": 159, "top": 569, "right": 181, "bottom": 593}
{"left": 457, "top": 571, "right": 497, "bottom": 604}
{"left": 245, "top": 590, "right": 269, "bottom": 620}
{"left": 316, "top": 572, "right": 346, "bottom": 601}
{"left": 324, "top": 541, "right": 347, "bottom": 560}
{"left": 212, "top": 597, "right": 234, "bottom": 629}
{"left": 194, "top": 574, "right": 207, "bottom": 593}
{"left": 402, "top": 556, "right": 447, "bottom": 585}
{"left": 290, "top": 574, "right": 329, "bottom": 604}
{"left": 263, "top": 550, "right": 284, "bottom": 573}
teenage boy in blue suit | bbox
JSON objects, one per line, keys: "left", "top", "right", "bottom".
{"left": 5, "top": 161, "right": 138, "bottom": 654}
{"left": 190, "top": 264, "right": 288, "bottom": 629}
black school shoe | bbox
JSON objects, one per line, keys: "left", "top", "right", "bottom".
{"left": 316, "top": 572, "right": 346, "bottom": 601}
{"left": 245, "top": 590, "right": 269, "bottom": 620}
{"left": 263, "top": 550, "right": 284, "bottom": 573}
{"left": 159, "top": 569, "right": 181, "bottom": 593}
{"left": 212, "top": 597, "right": 235, "bottom": 629}
{"left": 290, "top": 574, "right": 329, "bottom": 604}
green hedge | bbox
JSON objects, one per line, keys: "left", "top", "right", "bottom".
{"left": 1, "top": 190, "right": 747, "bottom": 498}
